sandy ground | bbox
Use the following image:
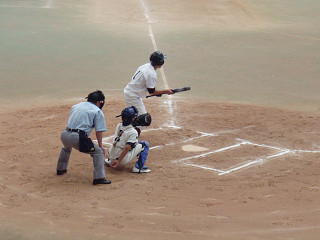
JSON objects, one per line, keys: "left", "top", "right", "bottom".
{"left": 1, "top": 98, "right": 320, "bottom": 240}
{"left": 1, "top": 0, "right": 320, "bottom": 239}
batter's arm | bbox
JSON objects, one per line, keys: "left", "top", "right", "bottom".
{"left": 146, "top": 86, "right": 191, "bottom": 98}
{"left": 148, "top": 88, "right": 173, "bottom": 96}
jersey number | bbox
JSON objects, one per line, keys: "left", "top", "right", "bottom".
{"left": 132, "top": 70, "right": 141, "bottom": 80}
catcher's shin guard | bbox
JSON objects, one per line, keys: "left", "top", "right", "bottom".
{"left": 136, "top": 141, "right": 149, "bottom": 169}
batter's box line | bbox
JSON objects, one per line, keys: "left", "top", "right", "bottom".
{"left": 150, "top": 131, "right": 217, "bottom": 150}
{"left": 149, "top": 125, "right": 255, "bottom": 150}
{"left": 172, "top": 139, "right": 320, "bottom": 175}
{"left": 99, "top": 125, "right": 255, "bottom": 148}
{"left": 99, "top": 126, "right": 212, "bottom": 147}
{"left": 98, "top": 127, "right": 177, "bottom": 146}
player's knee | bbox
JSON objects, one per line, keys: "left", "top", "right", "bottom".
{"left": 91, "top": 146, "right": 104, "bottom": 156}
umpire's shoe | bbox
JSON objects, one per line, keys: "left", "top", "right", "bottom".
{"left": 57, "top": 169, "right": 67, "bottom": 175}
{"left": 93, "top": 178, "right": 111, "bottom": 185}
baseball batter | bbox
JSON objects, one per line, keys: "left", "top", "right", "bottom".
{"left": 105, "top": 106, "right": 151, "bottom": 173}
{"left": 124, "top": 51, "right": 173, "bottom": 116}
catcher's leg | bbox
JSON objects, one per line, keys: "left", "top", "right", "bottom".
{"left": 133, "top": 141, "right": 150, "bottom": 173}
{"left": 119, "top": 143, "right": 143, "bottom": 166}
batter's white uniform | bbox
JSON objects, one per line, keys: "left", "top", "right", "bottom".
{"left": 108, "top": 123, "right": 143, "bottom": 166}
{"left": 124, "top": 63, "right": 157, "bottom": 115}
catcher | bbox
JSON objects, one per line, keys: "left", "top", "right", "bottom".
{"left": 105, "top": 106, "right": 151, "bottom": 173}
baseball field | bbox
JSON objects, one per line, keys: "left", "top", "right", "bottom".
{"left": 0, "top": 0, "right": 320, "bottom": 239}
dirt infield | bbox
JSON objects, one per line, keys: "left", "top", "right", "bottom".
{"left": 0, "top": 98, "right": 320, "bottom": 240}
{"left": 1, "top": 0, "right": 320, "bottom": 239}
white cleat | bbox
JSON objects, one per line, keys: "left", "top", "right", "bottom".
{"left": 132, "top": 166, "right": 151, "bottom": 173}
{"left": 105, "top": 158, "right": 112, "bottom": 167}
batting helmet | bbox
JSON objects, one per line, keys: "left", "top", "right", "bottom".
{"left": 150, "top": 51, "right": 167, "bottom": 66}
{"left": 121, "top": 106, "right": 138, "bottom": 126}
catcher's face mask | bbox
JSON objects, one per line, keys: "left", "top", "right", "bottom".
{"left": 86, "top": 90, "right": 105, "bottom": 109}
{"left": 99, "top": 100, "right": 105, "bottom": 109}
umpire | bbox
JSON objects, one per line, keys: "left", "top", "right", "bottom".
{"left": 56, "top": 90, "right": 111, "bottom": 185}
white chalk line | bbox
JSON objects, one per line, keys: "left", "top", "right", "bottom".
{"left": 150, "top": 125, "right": 255, "bottom": 150}
{"left": 99, "top": 125, "right": 254, "bottom": 149}
{"left": 183, "top": 163, "right": 226, "bottom": 174}
{"left": 100, "top": 1, "right": 320, "bottom": 175}
{"left": 99, "top": 120, "right": 320, "bottom": 175}
{"left": 147, "top": 25, "right": 158, "bottom": 51}
{"left": 219, "top": 149, "right": 291, "bottom": 176}
{"left": 140, "top": 0, "right": 152, "bottom": 24}
{"left": 150, "top": 131, "right": 213, "bottom": 150}
{"left": 172, "top": 143, "right": 243, "bottom": 164}
{"left": 172, "top": 137, "right": 320, "bottom": 175}
{"left": 138, "top": 1, "right": 320, "bottom": 175}
{"left": 148, "top": 24, "right": 175, "bottom": 127}
{"left": 140, "top": 0, "right": 176, "bottom": 128}
{"left": 98, "top": 127, "right": 181, "bottom": 146}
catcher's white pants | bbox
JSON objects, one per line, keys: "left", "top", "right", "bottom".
{"left": 124, "top": 95, "right": 147, "bottom": 115}
{"left": 109, "top": 143, "right": 143, "bottom": 166}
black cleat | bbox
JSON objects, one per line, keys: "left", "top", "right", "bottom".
{"left": 57, "top": 169, "right": 67, "bottom": 175}
{"left": 93, "top": 178, "right": 111, "bottom": 185}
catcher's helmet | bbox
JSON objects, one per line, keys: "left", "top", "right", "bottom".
{"left": 150, "top": 51, "right": 167, "bottom": 66}
{"left": 121, "top": 106, "right": 138, "bottom": 126}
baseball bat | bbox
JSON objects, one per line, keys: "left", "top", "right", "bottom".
{"left": 146, "top": 86, "right": 191, "bottom": 98}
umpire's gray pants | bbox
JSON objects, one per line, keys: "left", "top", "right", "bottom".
{"left": 57, "top": 130, "right": 106, "bottom": 179}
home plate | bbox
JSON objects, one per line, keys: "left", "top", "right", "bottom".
{"left": 182, "top": 145, "right": 209, "bottom": 152}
